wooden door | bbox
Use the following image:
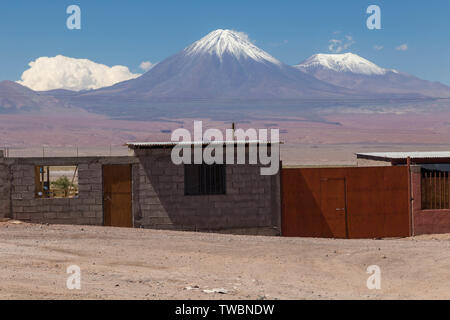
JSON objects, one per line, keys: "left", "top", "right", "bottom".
{"left": 320, "top": 178, "right": 347, "bottom": 238}
{"left": 103, "top": 165, "right": 132, "bottom": 227}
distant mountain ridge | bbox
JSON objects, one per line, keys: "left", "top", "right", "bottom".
{"left": 81, "top": 29, "right": 348, "bottom": 100}
{"left": 50, "top": 30, "right": 450, "bottom": 100}
{"left": 0, "top": 80, "right": 60, "bottom": 113}
{"left": 2, "top": 29, "right": 450, "bottom": 115}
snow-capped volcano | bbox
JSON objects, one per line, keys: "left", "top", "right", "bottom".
{"left": 295, "top": 53, "right": 389, "bottom": 75}
{"left": 184, "top": 29, "right": 281, "bottom": 65}
{"left": 82, "top": 29, "right": 347, "bottom": 100}
{"left": 295, "top": 53, "right": 450, "bottom": 98}
{"left": 56, "top": 31, "right": 450, "bottom": 104}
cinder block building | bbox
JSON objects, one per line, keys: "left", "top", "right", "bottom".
{"left": 0, "top": 142, "right": 281, "bottom": 235}
{"left": 5, "top": 145, "right": 450, "bottom": 239}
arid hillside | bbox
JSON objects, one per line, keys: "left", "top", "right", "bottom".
{"left": 2, "top": 109, "right": 450, "bottom": 165}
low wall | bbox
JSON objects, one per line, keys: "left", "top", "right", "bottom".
{"left": 0, "top": 156, "right": 137, "bottom": 225}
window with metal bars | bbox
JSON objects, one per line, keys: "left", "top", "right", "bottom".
{"left": 421, "top": 169, "right": 450, "bottom": 209}
{"left": 184, "top": 164, "right": 226, "bottom": 195}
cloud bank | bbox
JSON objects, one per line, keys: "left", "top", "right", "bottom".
{"left": 17, "top": 55, "right": 141, "bottom": 91}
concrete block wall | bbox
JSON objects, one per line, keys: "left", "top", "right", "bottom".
{"left": 0, "top": 157, "right": 12, "bottom": 218}
{"left": 0, "top": 149, "right": 281, "bottom": 235}
{"left": 4, "top": 156, "right": 137, "bottom": 225}
{"left": 132, "top": 148, "right": 281, "bottom": 235}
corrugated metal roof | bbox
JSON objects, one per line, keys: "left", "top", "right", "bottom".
{"left": 126, "top": 140, "right": 279, "bottom": 149}
{"left": 356, "top": 151, "right": 450, "bottom": 160}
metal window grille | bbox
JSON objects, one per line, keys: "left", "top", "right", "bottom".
{"left": 184, "top": 164, "right": 226, "bottom": 195}
{"left": 421, "top": 169, "right": 450, "bottom": 209}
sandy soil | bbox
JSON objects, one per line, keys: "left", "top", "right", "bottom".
{"left": 0, "top": 220, "right": 449, "bottom": 300}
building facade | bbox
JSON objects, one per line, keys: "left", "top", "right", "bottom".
{"left": 0, "top": 143, "right": 281, "bottom": 236}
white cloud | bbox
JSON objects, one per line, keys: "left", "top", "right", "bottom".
{"left": 374, "top": 45, "right": 384, "bottom": 51}
{"left": 139, "top": 61, "right": 155, "bottom": 72}
{"left": 328, "top": 40, "right": 342, "bottom": 52}
{"left": 396, "top": 44, "right": 408, "bottom": 51}
{"left": 328, "top": 35, "right": 355, "bottom": 53}
{"left": 17, "top": 55, "right": 141, "bottom": 91}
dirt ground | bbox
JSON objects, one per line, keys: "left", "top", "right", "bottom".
{"left": 0, "top": 220, "right": 449, "bottom": 300}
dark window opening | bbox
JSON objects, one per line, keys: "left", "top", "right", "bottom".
{"left": 421, "top": 168, "right": 450, "bottom": 210}
{"left": 184, "top": 164, "right": 226, "bottom": 195}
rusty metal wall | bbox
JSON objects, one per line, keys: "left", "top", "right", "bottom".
{"left": 281, "top": 166, "right": 410, "bottom": 239}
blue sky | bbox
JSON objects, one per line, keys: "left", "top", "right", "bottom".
{"left": 1, "top": 0, "right": 449, "bottom": 85}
